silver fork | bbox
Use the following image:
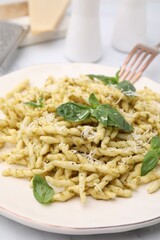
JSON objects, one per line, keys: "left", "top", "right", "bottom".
{"left": 119, "top": 43, "right": 160, "bottom": 83}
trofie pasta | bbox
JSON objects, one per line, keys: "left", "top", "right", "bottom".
{"left": 0, "top": 75, "right": 160, "bottom": 204}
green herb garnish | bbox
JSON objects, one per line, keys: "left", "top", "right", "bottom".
{"left": 87, "top": 74, "right": 119, "bottom": 85}
{"left": 88, "top": 71, "right": 136, "bottom": 97}
{"left": 141, "top": 136, "right": 160, "bottom": 176}
{"left": 24, "top": 97, "right": 44, "bottom": 108}
{"left": 116, "top": 80, "right": 137, "bottom": 96}
{"left": 33, "top": 175, "right": 54, "bottom": 203}
{"left": 57, "top": 102, "right": 91, "bottom": 122}
{"left": 150, "top": 136, "right": 160, "bottom": 155}
{"left": 57, "top": 93, "right": 133, "bottom": 132}
{"left": 91, "top": 104, "right": 133, "bottom": 132}
{"left": 89, "top": 93, "right": 100, "bottom": 108}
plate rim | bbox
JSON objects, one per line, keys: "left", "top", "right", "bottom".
{"left": 1, "top": 204, "right": 160, "bottom": 235}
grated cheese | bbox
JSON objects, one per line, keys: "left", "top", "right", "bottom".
{"left": 81, "top": 126, "right": 97, "bottom": 140}
{"left": 82, "top": 149, "right": 104, "bottom": 165}
{"left": 54, "top": 124, "right": 67, "bottom": 133}
{"left": 115, "top": 93, "right": 124, "bottom": 105}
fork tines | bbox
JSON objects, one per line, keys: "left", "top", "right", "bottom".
{"left": 119, "top": 44, "right": 159, "bottom": 83}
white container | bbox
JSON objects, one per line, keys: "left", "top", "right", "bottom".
{"left": 65, "top": 0, "right": 102, "bottom": 62}
{"left": 112, "top": 0, "right": 147, "bottom": 52}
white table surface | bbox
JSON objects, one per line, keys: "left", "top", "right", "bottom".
{"left": 1, "top": 0, "right": 160, "bottom": 239}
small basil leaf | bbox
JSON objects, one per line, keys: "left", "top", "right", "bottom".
{"left": 38, "top": 97, "right": 45, "bottom": 107}
{"left": 89, "top": 93, "right": 100, "bottom": 108}
{"left": 141, "top": 150, "right": 159, "bottom": 176}
{"left": 87, "top": 74, "right": 118, "bottom": 85}
{"left": 115, "top": 70, "right": 120, "bottom": 80}
{"left": 91, "top": 105, "right": 109, "bottom": 125}
{"left": 116, "top": 80, "right": 137, "bottom": 96}
{"left": 24, "top": 102, "right": 40, "bottom": 108}
{"left": 91, "top": 104, "right": 133, "bottom": 132}
{"left": 57, "top": 102, "right": 91, "bottom": 122}
{"left": 104, "top": 105, "right": 133, "bottom": 132}
{"left": 24, "top": 97, "right": 44, "bottom": 108}
{"left": 33, "top": 175, "right": 54, "bottom": 203}
{"left": 150, "top": 136, "right": 160, "bottom": 156}
{"left": 151, "top": 136, "right": 160, "bottom": 149}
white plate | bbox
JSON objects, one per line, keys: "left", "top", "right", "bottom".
{"left": 1, "top": 63, "right": 160, "bottom": 235}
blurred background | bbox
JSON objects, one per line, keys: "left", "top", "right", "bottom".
{"left": 0, "top": 0, "right": 160, "bottom": 81}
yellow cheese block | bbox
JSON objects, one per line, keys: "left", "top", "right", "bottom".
{"left": 0, "top": 2, "right": 28, "bottom": 20}
{"left": 28, "top": 0, "right": 70, "bottom": 34}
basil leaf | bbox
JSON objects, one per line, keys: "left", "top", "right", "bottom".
{"left": 141, "top": 150, "right": 159, "bottom": 176}
{"left": 150, "top": 135, "right": 160, "bottom": 150}
{"left": 91, "top": 105, "right": 109, "bottom": 125}
{"left": 57, "top": 102, "right": 91, "bottom": 122}
{"left": 24, "top": 102, "right": 40, "bottom": 108}
{"left": 116, "top": 80, "right": 136, "bottom": 96}
{"left": 104, "top": 105, "right": 133, "bottom": 132}
{"left": 56, "top": 94, "right": 133, "bottom": 132}
{"left": 115, "top": 70, "right": 120, "bottom": 80}
{"left": 38, "top": 97, "right": 45, "bottom": 107}
{"left": 87, "top": 74, "right": 119, "bottom": 85}
{"left": 89, "top": 93, "right": 100, "bottom": 108}
{"left": 91, "top": 104, "right": 133, "bottom": 132}
{"left": 33, "top": 175, "right": 54, "bottom": 203}
{"left": 88, "top": 71, "right": 137, "bottom": 97}
{"left": 24, "top": 97, "right": 44, "bottom": 108}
